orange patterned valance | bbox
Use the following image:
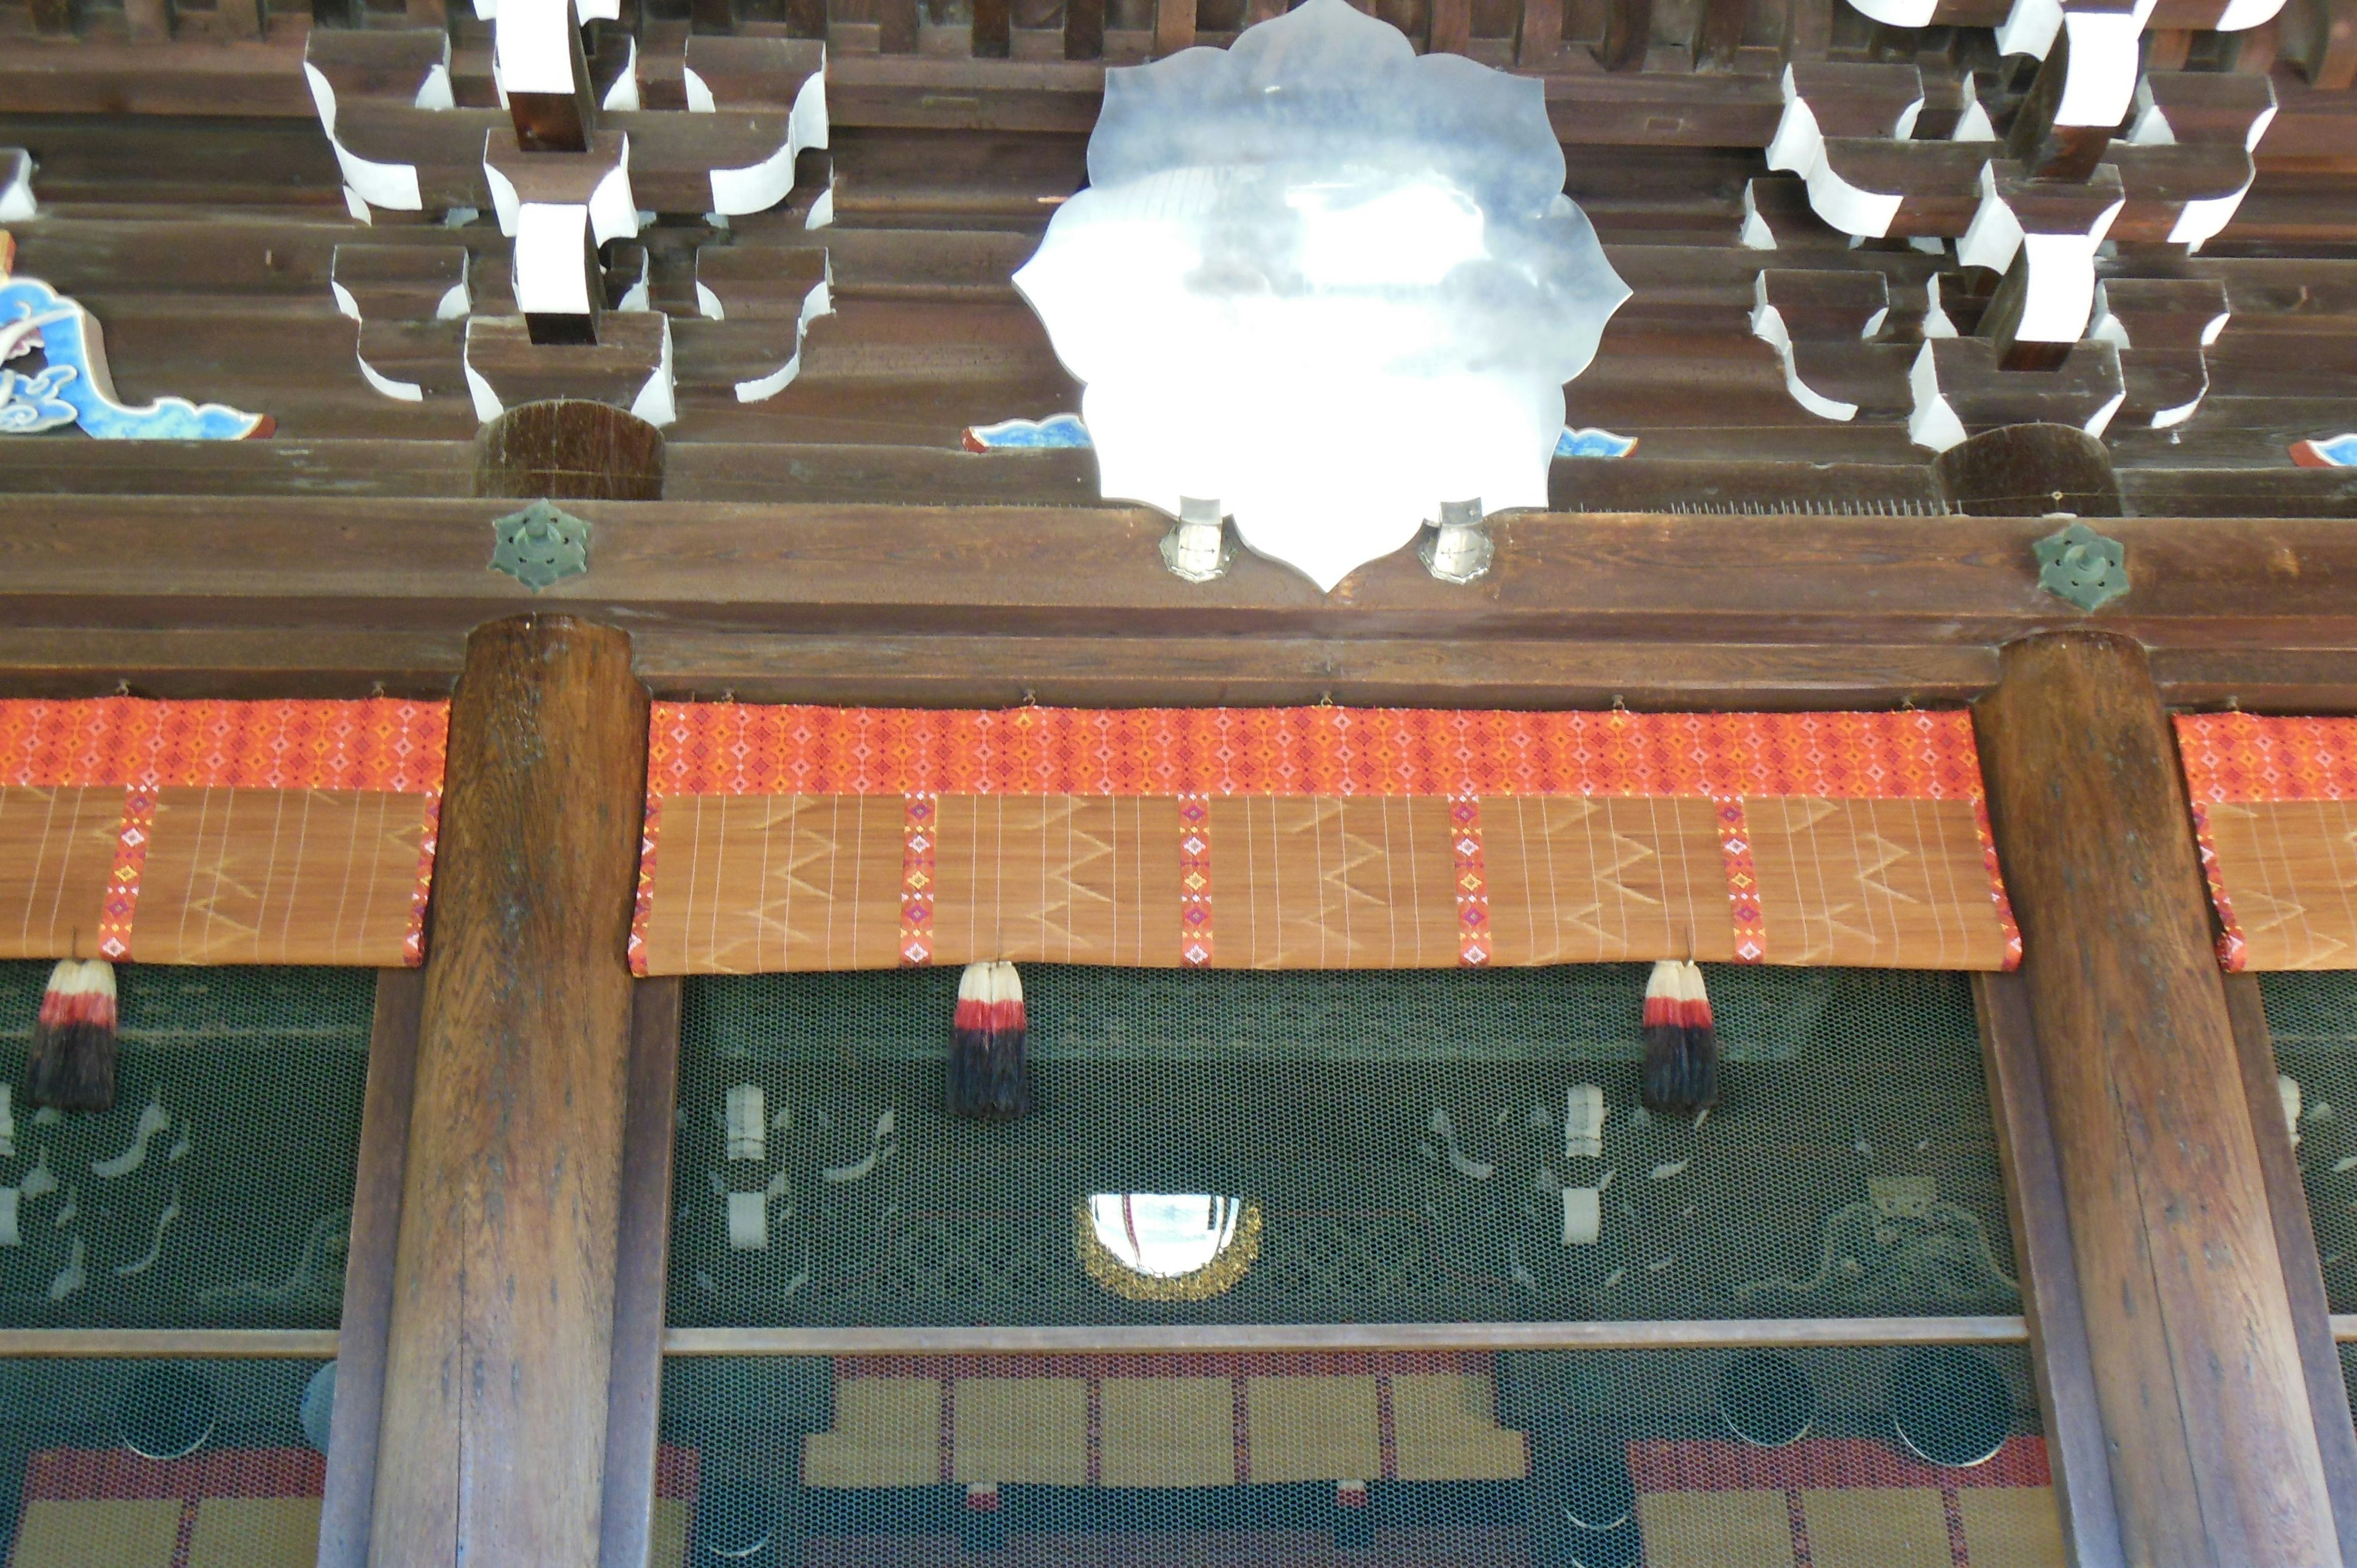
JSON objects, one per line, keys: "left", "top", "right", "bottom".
{"left": 2178, "top": 713, "right": 2357, "bottom": 971}
{"left": 0, "top": 698, "right": 447, "bottom": 968}
{"left": 631, "top": 705, "right": 2019, "bottom": 976}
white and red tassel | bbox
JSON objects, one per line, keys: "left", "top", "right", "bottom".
{"left": 1641, "top": 959, "right": 1718, "bottom": 1116}
{"left": 28, "top": 957, "right": 118, "bottom": 1113}
{"left": 949, "top": 960, "right": 1032, "bottom": 1121}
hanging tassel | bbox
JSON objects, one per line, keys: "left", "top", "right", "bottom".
{"left": 1641, "top": 959, "right": 1719, "bottom": 1116}
{"left": 1641, "top": 959, "right": 1684, "bottom": 1114}
{"left": 28, "top": 958, "right": 118, "bottom": 1113}
{"left": 949, "top": 960, "right": 1032, "bottom": 1121}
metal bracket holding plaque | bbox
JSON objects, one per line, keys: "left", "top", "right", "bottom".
{"left": 490, "top": 498, "right": 592, "bottom": 591}
{"left": 2032, "top": 519, "right": 2128, "bottom": 612}
{"left": 1160, "top": 496, "right": 1233, "bottom": 584}
{"left": 1420, "top": 498, "right": 1494, "bottom": 585}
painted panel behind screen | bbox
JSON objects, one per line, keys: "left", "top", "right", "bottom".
{"left": 0, "top": 962, "right": 372, "bottom": 1330}
{"left": 656, "top": 1347, "right": 2063, "bottom": 1566}
{"left": 671, "top": 965, "right": 2019, "bottom": 1329}
{"left": 0, "top": 1359, "right": 328, "bottom": 1568}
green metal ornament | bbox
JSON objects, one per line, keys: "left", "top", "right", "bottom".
{"left": 489, "top": 499, "right": 592, "bottom": 592}
{"left": 2032, "top": 519, "right": 2128, "bottom": 612}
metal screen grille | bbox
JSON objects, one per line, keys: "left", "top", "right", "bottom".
{"left": 656, "top": 1345, "right": 2059, "bottom": 1567}
{"left": 0, "top": 1356, "right": 331, "bottom": 1568}
{"left": 2256, "top": 972, "right": 2357, "bottom": 1311}
{"left": 673, "top": 965, "right": 2020, "bottom": 1326}
{"left": 0, "top": 962, "right": 374, "bottom": 1330}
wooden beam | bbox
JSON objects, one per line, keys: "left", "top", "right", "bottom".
{"left": 1973, "top": 971, "right": 2127, "bottom": 1568}
{"left": 662, "top": 1316, "right": 2032, "bottom": 1355}
{"left": 1064, "top": 0, "right": 1105, "bottom": 59}
{"left": 369, "top": 613, "right": 650, "bottom": 1568}
{"left": 2224, "top": 973, "right": 2357, "bottom": 1568}
{"left": 1973, "top": 630, "right": 2343, "bottom": 1568}
{"left": 1151, "top": 0, "right": 1195, "bottom": 53}
{"left": 0, "top": 1330, "right": 343, "bottom": 1357}
{"left": 318, "top": 968, "right": 427, "bottom": 1568}
{"left": 474, "top": 400, "right": 665, "bottom": 502}
{"left": 596, "top": 979, "right": 684, "bottom": 1568}
{"left": 10, "top": 502, "right": 2357, "bottom": 654}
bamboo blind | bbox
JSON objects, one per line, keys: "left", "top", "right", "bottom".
{"left": 0, "top": 699, "right": 447, "bottom": 967}
{"left": 630, "top": 705, "right": 2020, "bottom": 975}
{"left": 2180, "top": 713, "right": 2357, "bottom": 971}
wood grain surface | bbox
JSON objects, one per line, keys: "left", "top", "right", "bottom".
{"left": 597, "top": 978, "right": 684, "bottom": 1568}
{"left": 1974, "top": 631, "right": 2342, "bottom": 1568}
{"left": 318, "top": 968, "right": 427, "bottom": 1568}
{"left": 1973, "top": 969, "right": 2127, "bottom": 1568}
{"left": 368, "top": 616, "right": 651, "bottom": 1568}
{"left": 2223, "top": 972, "right": 2357, "bottom": 1568}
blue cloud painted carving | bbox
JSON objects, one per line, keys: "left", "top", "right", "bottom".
{"left": 2, "top": 275, "right": 273, "bottom": 441}
{"left": 964, "top": 414, "right": 1639, "bottom": 462}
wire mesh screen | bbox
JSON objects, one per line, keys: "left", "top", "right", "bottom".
{"left": 2257, "top": 971, "right": 2357, "bottom": 1312}
{"left": 673, "top": 965, "right": 2020, "bottom": 1327}
{"left": 656, "top": 1345, "right": 2059, "bottom": 1567}
{"left": 0, "top": 962, "right": 374, "bottom": 1329}
{"left": 0, "top": 1356, "right": 331, "bottom": 1568}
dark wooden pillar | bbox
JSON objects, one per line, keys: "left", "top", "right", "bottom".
{"left": 1974, "top": 630, "right": 2343, "bottom": 1568}
{"left": 369, "top": 613, "right": 649, "bottom": 1568}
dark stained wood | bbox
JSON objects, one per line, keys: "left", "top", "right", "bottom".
{"left": 1972, "top": 970, "right": 2128, "bottom": 1568}
{"left": 878, "top": 0, "right": 920, "bottom": 50}
{"left": 122, "top": 0, "right": 172, "bottom": 43}
{"left": 1151, "top": 0, "right": 1196, "bottom": 52}
{"left": 1595, "top": 0, "right": 1651, "bottom": 69}
{"left": 1973, "top": 630, "right": 2342, "bottom": 1567}
{"left": 2223, "top": 972, "right": 2357, "bottom": 1568}
{"left": 1933, "top": 422, "right": 2123, "bottom": 519}
{"left": 474, "top": 400, "right": 667, "bottom": 501}
{"left": 369, "top": 613, "right": 651, "bottom": 1568}
{"left": 597, "top": 978, "right": 684, "bottom": 1568}
{"left": 14, "top": 500, "right": 2357, "bottom": 651}
{"left": 28, "top": 0, "right": 79, "bottom": 34}
{"left": 1064, "top": 0, "right": 1105, "bottom": 59}
{"left": 317, "top": 967, "right": 427, "bottom": 1568}
{"left": 1431, "top": 0, "right": 1473, "bottom": 54}
{"left": 1690, "top": 0, "right": 1746, "bottom": 69}
{"left": 973, "top": 0, "right": 1014, "bottom": 56}
{"left": 0, "top": 626, "right": 1995, "bottom": 708}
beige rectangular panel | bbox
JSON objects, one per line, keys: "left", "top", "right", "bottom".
{"left": 2200, "top": 799, "right": 2357, "bottom": 970}
{"left": 1956, "top": 1486, "right": 2066, "bottom": 1568}
{"left": 952, "top": 1377, "right": 1088, "bottom": 1486}
{"left": 1746, "top": 797, "right": 2010, "bottom": 970}
{"left": 1245, "top": 1373, "right": 1379, "bottom": 1483}
{"left": 1389, "top": 1373, "right": 1527, "bottom": 1482}
{"left": 10, "top": 1499, "right": 184, "bottom": 1568}
{"left": 134, "top": 789, "right": 428, "bottom": 966}
{"left": 640, "top": 794, "right": 905, "bottom": 975}
{"left": 1099, "top": 1375, "right": 1235, "bottom": 1488}
{"left": 803, "top": 1377, "right": 942, "bottom": 1488}
{"left": 1635, "top": 1489, "right": 1795, "bottom": 1568}
{"left": 649, "top": 1498, "right": 691, "bottom": 1568}
{"left": 0, "top": 786, "right": 118, "bottom": 960}
{"left": 1209, "top": 796, "right": 1460, "bottom": 968}
{"left": 187, "top": 1498, "right": 322, "bottom": 1568}
{"left": 1482, "top": 795, "right": 1736, "bottom": 965}
{"left": 931, "top": 795, "right": 1180, "bottom": 968}
{"left": 1800, "top": 1487, "right": 1951, "bottom": 1568}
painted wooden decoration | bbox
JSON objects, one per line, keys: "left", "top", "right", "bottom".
{"left": 2292, "top": 434, "right": 2357, "bottom": 468}
{"left": 961, "top": 415, "right": 1639, "bottom": 459}
{"left": 2, "top": 265, "right": 273, "bottom": 441}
